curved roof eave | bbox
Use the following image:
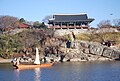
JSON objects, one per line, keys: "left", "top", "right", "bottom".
{"left": 50, "top": 19, "right": 94, "bottom": 22}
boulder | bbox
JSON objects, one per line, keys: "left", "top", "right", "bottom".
{"left": 89, "top": 44, "right": 104, "bottom": 55}
{"left": 83, "top": 48, "right": 90, "bottom": 54}
{"left": 102, "top": 47, "right": 114, "bottom": 58}
{"left": 111, "top": 50, "right": 120, "bottom": 59}
{"left": 80, "top": 42, "right": 89, "bottom": 48}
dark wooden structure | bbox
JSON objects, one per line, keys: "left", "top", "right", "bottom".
{"left": 48, "top": 13, "right": 95, "bottom": 30}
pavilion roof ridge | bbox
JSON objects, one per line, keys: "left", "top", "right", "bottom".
{"left": 54, "top": 13, "right": 87, "bottom": 15}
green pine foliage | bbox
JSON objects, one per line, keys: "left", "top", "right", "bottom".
{"left": 0, "top": 30, "right": 41, "bottom": 58}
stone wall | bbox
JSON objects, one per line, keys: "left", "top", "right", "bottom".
{"left": 44, "top": 40, "right": 120, "bottom": 62}
{"left": 61, "top": 41, "right": 120, "bottom": 62}
{"left": 54, "top": 29, "right": 88, "bottom": 36}
{"left": 53, "top": 28, "right": 119, "bottom": 37}
{"left": 83, "top": 42, "right": 120, "bottom": 58}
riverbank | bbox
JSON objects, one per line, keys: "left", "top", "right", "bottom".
{"left": 1, "top": 41, "right": 120, "bottom": 63}
{"left": 0, "top": 57, "right": 12, "bottom": 63}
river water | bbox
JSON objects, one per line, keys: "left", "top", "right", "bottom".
{"left": 0, "top": 61, "right": 120, "bottom": 81}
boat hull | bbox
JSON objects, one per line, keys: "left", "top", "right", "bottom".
{"left": 14, "top": 63, "right": 54, "bottom": 70}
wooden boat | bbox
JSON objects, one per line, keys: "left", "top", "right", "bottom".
{"left": 13, "top": 47, "right": 54, "bottom": 70}
{"left": 13, "top": 63, "right": 54, "bottom": 69}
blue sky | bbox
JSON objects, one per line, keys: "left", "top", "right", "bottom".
{"left": 0, "top": 0, "right": 120, "bottom": 27}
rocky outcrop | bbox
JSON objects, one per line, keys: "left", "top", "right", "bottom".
{"left": 76, "top": 41, "right": 120, "bottom": 61}
{"left": 14, "top": 39, "right": 120, "bottom": 63}
{"left": 44, "top": 40, "right": 120, "bottom": 62}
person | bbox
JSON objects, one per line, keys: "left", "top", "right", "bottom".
{"left": 71, "top": 32, "right": 76, "bottom": 48}
{"left": 12, "top": 58, "right": 17, "bottom": 65}
{"left": 66, "top": 40, "right": 71, "bottom": 48}
{"left": 103, "top": 41, "right": 111, "bottom": 47}
{"left": 43, "top": 57, "right": 47, "bottom": 63}
{"left": 72, "top": 32, "right": 76, "bottom": 41}
{"left": 106, "top": 41, "right": 111, "bottom": 47}
{"left": 12, "top": 58, "right": 20, "bottom": 66}
{"left": 16, "top": 59, "right": 20, "bottom": 65}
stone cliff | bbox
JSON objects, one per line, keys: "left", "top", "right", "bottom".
{"left": 63, "top": 41, "right": 120, "bottom": 62}
{"left": 44, "top": 40, "right": 120, "bottom": 62}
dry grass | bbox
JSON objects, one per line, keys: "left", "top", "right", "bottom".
{"left": 76, "top": 32, "right": 120, "bottom": 44}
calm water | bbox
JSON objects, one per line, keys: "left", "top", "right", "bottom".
{"left": 0, "top": 61, "right": 120, "bottom": 81}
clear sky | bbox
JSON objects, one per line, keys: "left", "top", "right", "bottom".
{"left": 0, "top": 0, "right": 120, "bottom": 27}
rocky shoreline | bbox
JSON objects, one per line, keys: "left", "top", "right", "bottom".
{"left": 1, "top": 40, "right": 120, "bottom": 63}
{"left": 0, "top": 58, "right": 12, "bottom": 63}
{"left": 45, "top": 41, "right": 120, "bottom": 62}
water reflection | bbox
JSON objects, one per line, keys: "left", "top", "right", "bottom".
{"left": 34, "top": 68, "right": 41, "bottom": 81}
{"left": 14, "top": 69, "right": 20, "bottom": 81}
{"left": 13, "top": 68, "right": 41, "bottom": 81}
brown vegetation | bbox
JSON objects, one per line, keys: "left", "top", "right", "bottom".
{"left": 76, "top": 32, "right": 120, "bottom": 45}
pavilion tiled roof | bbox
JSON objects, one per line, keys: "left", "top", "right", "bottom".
{"left": 49, "top": 13, "right": 95, "bottom": 23}
{"left": 20, "top": 23, "right": 29, "bottom": 28}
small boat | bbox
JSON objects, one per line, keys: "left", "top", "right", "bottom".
{"left": 13, "top": 47, "right": 54, "bottom": 70}
{"left": 13, "top": 63, "right": 54, "bottom": 70}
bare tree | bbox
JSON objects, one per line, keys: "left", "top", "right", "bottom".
{"left": 97, "top": 20, "right": 112, "bottom": 28}
{"left": 113, "top": 19, "right": 120, "bottom": 27}
{"left": 42, "top": 15, "right": 53, "bottom": 24}
{"left": 0, "top": 15, "right": 19, "bottom": 28}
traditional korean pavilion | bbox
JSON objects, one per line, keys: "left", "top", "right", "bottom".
{"left": 48, "top": 13, "right": 95, "bottom": 30}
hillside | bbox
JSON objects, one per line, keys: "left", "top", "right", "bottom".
{"left": 0, "top": 28, "right": 120, "bottom": 61}
{"left": 76, "top": 32, "right": 120, "bottom": 48}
